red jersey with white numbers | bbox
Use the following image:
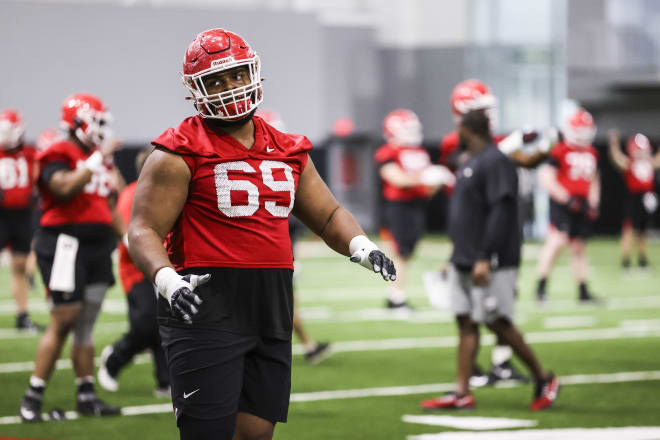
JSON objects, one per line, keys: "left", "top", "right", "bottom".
{"left": 374, "top": 143, "right": 431, "bottom": 201}
{"left": 117, "top": 182, "right": 144, "bottom": 294}
{"left": 37, "top": 140, "right": 113, "bottom": 226}
{"left": 439, "top": 130, "right": 507, "bottom": 168}
{"left": 624, "top": 158, "right": 655, "bottom": 194}
{"left": 549, "top": 142, "right": 598, "bottom": 197}
{"left": 152, "top": 115, "right": 311, "bottom": 271}
{"left": 0, "top": 145, "right": 36, "bottom": 209}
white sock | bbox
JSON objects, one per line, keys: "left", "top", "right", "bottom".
{"left": 75, "top": 375, "right": 95, "bottom": 386}
{"left": 389, "top": 288, "right": 406, "bottom": 304}
{"left": 492, "top": 345, "right": 513, "bottom": 366}
{"left": 30, "top": 375, "right": 46, "bottom": 388}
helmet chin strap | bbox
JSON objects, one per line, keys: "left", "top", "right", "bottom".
{"left": 206, "top": 108, "right": 257, "bottom": 130}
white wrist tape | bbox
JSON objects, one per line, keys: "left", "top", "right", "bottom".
{"left": 349, "top": 235, "right": 379, "bottom": 270}
{"left": 84, "top": 151, "right": 105, "bottom": 174}
{"left": 154, "top": 267, "right": 181, "bottom": 304}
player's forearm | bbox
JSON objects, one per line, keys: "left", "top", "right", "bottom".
{"left": 538, "top": 166, "right": 569, "bottom": 203}
{"left": 510, "top": 150, "right": 546, "bottom": 169}
{"left": 110, "top": 206, "right": 127, "bottom": 239}
{"left": 318, "top": 207, "right": 365, "bottom": 257}
{"left": 588, "top": 177, "right": 601, "bottom": 207}
{"left": 128, "top": 222, "right": 173, "bottom": 282}
{"left": 380, "top": 164, "right": 420, "bottom": 188}
{"left": 48, "top": 168, "right": 93, "bottom": 200}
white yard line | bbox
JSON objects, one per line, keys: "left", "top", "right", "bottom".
{"left": 1, "top": 370, "right": 659, "bottom": 425}
{"left": 407, "top": 427, "right": 660, "bottom": 440}
{"left": 1, "top": 325, "right": 659, "bottom": 374}
{"left": 542, "top": 315, "right": 597, "bottom": 329}
{"left": 401, "top": 415, "right": 537, "bottom": 430}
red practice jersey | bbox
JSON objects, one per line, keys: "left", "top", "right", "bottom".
{"left": 117, "top": 182, "right": 144, "bottom": 294}
{"left": 374, "top": 143, "right": 431, "bottom": 201}
{"left": 549, "top": 142, "right": 599, "bottom": 198}
{"left": 37, "top": 140, "right": 114, "bottom": 227}
{"left": 0, "top": 145, "right": 36, "bottom": 209}
{"left": 624, "top": 158, "right": 655, "bottom": 194}
{"left": 152, "top": 115, "right": 311, "bottom": 271}
{"left": 439, "top": 130, "right": 506, "bottom": 168}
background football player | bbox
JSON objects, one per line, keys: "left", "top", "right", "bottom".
{"left": 256, "top": 109, "right": 332, "bottom": 364}
{"left": 608, "top": 129, "right": 660, "bottom": 268}
{"left": 375, "top": 109, "right": 454, "bottom": 312}
{"left": 19, "top": 93, "right": 124, "bottom": 421}
{"left": 536, "top": 107, "right": 601, "bottom": 303}
{"left": 128, "top": 29, "right": 396, "bottom": 440}
{"left": 0, "top": 109, "right": 42, "bottom": 332}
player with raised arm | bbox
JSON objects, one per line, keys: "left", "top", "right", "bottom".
{"left": 128, "top": 29, "right": 396, "bottom": 440}
{"left": 19, "top": 93, "right": 123, "bottom": 422}
{"left": 608, "top": 130, "right": 660, "bottom": 268}
{"left": 536, "top": 108, "right": 601, "bottom": 303}
{"left": 0, "top": 109, "right": 43, "bottom": 332}
{"left": 376, "top": 109, "right": 454, "bottom": 312}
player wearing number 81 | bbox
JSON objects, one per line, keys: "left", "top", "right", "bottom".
{"left": 128, "top": 28, "right": 396, "bottom": 440}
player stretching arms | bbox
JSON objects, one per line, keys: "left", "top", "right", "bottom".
{"left": 128, "top": 29, "right": 396, "bottom": 440}
{"left": 608, "top": 130, "right": 660, "bottom": 268}
{"left": 536, "top": 108, "right": 601, "bottom": 303}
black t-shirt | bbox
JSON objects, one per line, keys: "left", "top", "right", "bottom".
{"left": 449, "top": 144, "right": 521, "bottom": 270}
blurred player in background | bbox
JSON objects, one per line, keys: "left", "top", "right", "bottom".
{"left": 128, "top": 28, "right": 396, "bottom": 440}
{"left": 97, "top": 147, "right": 170, "bottom": 396}
{"left": 19, "top": 93, "right": 123, "bottom": 422}
{"left": 421, "top": 109, "right": 559, "bottom": 411}
{"left": 256, "top": 109, "right": 332, "bottom": 363}
{"left": 536, "top": 108, "right": 601, "bottom": 303}
{"left": 608, "top": 130, "right": 660, "bottom": 268}
{"left": 375, "top": 109, "right": 454, "bottom": 312}
{"left": 0, "top": 109, "right": 43, "bottom": 332}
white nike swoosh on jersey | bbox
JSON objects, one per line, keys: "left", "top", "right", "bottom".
{"left": 266, "top": 146, "right": 275, "bottom": 152}
{"left": 183, "top": 389, "right": 199, "bottom": 399}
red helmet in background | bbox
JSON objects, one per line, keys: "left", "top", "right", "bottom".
{"left": 627, "top": 133, "right": 651, "bottom": 158}
{"left": 256, "top": 109, "right": 286, "bottom": 132}
{"left": 450, "top": 79, "right": 497, "bottom": 117}
{"left": 563, "top": 108, "right": 596, "bottom": 148}
{"left": 182, "top": 28, "right": 263, "bottom": 121}
{"left": 383, "top": 109, "right": 423, "bottom": 147}
{"left": 0, "top": 109, "right": 26, "bottom": 150}
{"left": 36, "top": 128, "right": 64, "bottom": 151}
{"left": 60, "top": 93, "right": 112, "bottom": 147}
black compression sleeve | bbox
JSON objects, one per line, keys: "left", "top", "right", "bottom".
{"left": 40, "top": 161, "right": 70, "bottom": 186}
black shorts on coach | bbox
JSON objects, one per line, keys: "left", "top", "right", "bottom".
{"left": 0, "top": 208, "right": 34, "bottom": 254}
{"left": 382, "top": 199, "right": 426, "bottom": 258}
{"left": 549, "top": 199, "right": 591, "bottom": 239}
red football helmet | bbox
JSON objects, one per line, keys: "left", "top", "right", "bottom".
{"left": 60, "top": 93, "right": 112, "bottom": 147}
{"left": 450, "top": 79, "right": 497, "bottom": 117}
{"left": 255, "top": 109, "right": 286, "bottom": 132}
{"left": 182, "top": 28, "right": 263, "bottom": 121}
{"left": 383, "top": 109, "right": 423, "bottom": 147}
{"left": 564, "top": 108, "right": 596, "bottom": 148}
{"left": 36, "top": 128, "right": 64, "bottom": 151}
{"left": 0, "top": 109, "right": 26, "bottom": 150}
{"left": 627, "top": 133, "right": 651, "bottom": 158}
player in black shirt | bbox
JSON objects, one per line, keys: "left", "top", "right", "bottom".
{"left": 421, "top": 110, "right": 559, "bottom": 411}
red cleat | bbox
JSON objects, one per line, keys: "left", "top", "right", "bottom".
{"left": 530, "top": 373, "right": 560, "bottom": 411}
{"left": 421, "top": 393, "right": 475, "bottom": 410}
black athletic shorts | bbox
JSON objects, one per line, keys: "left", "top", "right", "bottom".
{"left": 34, "top": 225, "right": 116, "bottom": 306}
{"left": 623, "top": 192, "right": 653, "bottom": 233}
{"left": 0, "top": 208, "right": 34, "bottom": 254}
{"left": 549, "top": 199, "right": 591, "bottom": 239}
{"left": 161, "top": 326, "right": 291, "bottom": 425}
{"left": 382, "top": 199, "right": 427, "bottom": 258}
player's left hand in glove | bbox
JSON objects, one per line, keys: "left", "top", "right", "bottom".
{"left": 349, "top": 235, "right": 396, "bottom": 281}
{"left": 155, "top": 267, "right": 211, "bottom": 324}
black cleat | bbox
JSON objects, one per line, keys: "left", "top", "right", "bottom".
{"left": 304, "top": 342, "right": 332, "bottom": 365}
{"left": 622, "top": 257, "right": 631, "bottom": 269}
{"left": 385, "top": 299, "right": 414, "bottom": 312}
{"left": 578, "top": 291, "right": 604, "bottom": 305}
{"left": 16, "top": 313, "right": 45, "bottom": 333}
{"left": 488, "top": 360, "right": 529, "bottom": 385}
{"left": 469, "top": 364, "right": 490, "bottom": 388}
{"left": 19, "top": 392, "right": 43, "bottom": 423}
{"left": 639, "top": 255, "right": 649, "bottom": 268}
{"left": 76, "top": 394, "right": 120, "bottom": 417}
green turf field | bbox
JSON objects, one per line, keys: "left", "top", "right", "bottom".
{"left": 0, "top": 237, "right": 659, "bottom": 439}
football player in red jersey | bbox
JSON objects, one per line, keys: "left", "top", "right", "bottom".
{"left": 0, "top": 109, "right": 43, "bottom": 332}
{"left": 608, "top": 130, "right": 660, "bottom": 268}
{"left": 375, "top": 109, "right": 453, "bottom": 311}
{"left": 128, "top": 29, "right": 396, "bottom": 440}
{"left": 536, "top": 108, "right": 601, "bottom": 303}
{"left": 256, "top": 109, "right": 332, "bottom": 364}
{"left": 19, "top": 94, "right": 123, "bottom": 422}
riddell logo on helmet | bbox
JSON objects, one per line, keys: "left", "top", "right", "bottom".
{"left": 212, "top": 57, "right": 235, "bottom": 67}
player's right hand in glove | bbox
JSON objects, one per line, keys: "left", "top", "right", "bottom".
{"left": 154, "top": 267, "right": 211, "bottom": 324}
{"left": 349, "top": 235, "right": 396, "bottom": 281}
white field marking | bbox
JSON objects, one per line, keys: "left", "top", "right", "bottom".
{"left": 407, "top": 427, "right": 660, "bottom": 440}
{"left": 1, "top": 324, "right": 659, "bottom": 373}
{"left": 401, "top": 415, "right": 537, "bottom": 430}
{"left": 2, "top": 371, "right": 660, "bottom": 425}
{"left": 620, "top": 319, "right": 660, "bottom": 329}
{"left": 542, "top": 315, "right": 596, "bottom": 329}
{"left": 0, "top": 299, "right": 128, "bottom": 315}
{"left": 0, "top": 321, "right": 128, "bottom": 340}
